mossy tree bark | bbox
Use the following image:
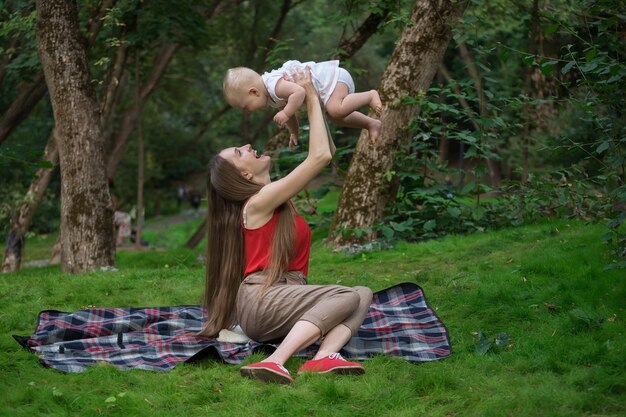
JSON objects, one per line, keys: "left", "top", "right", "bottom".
{"left": 329, "top": 0, "right": 468, "bottom": 245}
{"left": 36, "top": 0, "right": 115, "bottom": 273}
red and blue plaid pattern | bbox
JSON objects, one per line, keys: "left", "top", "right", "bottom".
{"left": 14, "top": 282, "right": 451, "bottom": 373}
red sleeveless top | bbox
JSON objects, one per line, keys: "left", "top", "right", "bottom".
{"left": 243, "top": 203, "right": 311, "bottom": 277}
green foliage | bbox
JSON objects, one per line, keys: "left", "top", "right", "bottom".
{"left": 0, "top": 0, "right": 38, "bottom": 88}
{"left": 379, "top": 140, "right": 506, "bottom": 242}
{"left": 373, "top": 0, "right": 625, "bottom": 268}
{"left": 537, "top": 0, "right": 625, "bottom": 265}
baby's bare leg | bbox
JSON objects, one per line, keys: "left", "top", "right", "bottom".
{"left": 328, "top": 112, "right": 382, "bottom": 143}
{"left": 326, "top": 84, "right": 382, "bottom": 119}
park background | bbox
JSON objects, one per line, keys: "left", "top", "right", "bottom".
{"left": 1, "top": 0, "right": 625, "bottom": 416}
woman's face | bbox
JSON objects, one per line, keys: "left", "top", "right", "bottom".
{"left": 220, "top": 144, "right": 271, "bottom": 182}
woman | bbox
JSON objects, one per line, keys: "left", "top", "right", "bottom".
{"left": 199, "top": 67, "right": 373, "bottom": 385}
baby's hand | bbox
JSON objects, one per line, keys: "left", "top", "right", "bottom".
{"left": 289, "top": 133, "right": 299, "bottom": 150}
{"left": 273, "top": 110, "right": 289, "bottom": 128}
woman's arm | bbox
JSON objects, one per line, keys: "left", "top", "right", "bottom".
{"left": 248, "top": 67, "right": 332, "bottom": 220}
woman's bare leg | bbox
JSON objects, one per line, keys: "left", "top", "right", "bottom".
{"left": 264, "top": 321, "right": 321, "bottom": 365}
{"left": 263, "top": 322, "right": 354, "bottom": 364}
{"left": 313, "top": 324, "right": 353, "bottom": 359}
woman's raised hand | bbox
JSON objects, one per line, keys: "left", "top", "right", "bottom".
{"left": 283, "top": 66, "right": 313, "bottom": 90}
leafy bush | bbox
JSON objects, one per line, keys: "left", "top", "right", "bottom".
{"left": 377, "top": 0, "right": 625, "bottom": 268}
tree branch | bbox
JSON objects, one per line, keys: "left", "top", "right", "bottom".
{"left": 331, "top": 5, "right": 392, "bottom": 61}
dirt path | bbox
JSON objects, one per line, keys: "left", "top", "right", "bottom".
{"left": 143, "top": 208, "right": 206, "bottom": 231}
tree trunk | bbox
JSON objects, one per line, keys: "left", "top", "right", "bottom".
{"left": 260, "top": 0, "right": 293, "bottom": 61}
{"left": 330, "top": 0, "right": 468, "bottom": 245}
{"left": 522, "top": 0, "right": 540, "bottom": 184}
{"left": 99, "top": 34, "right": 128, "bottom": 125}
{"left": 457, "top": 42, "right": 485, "bottom": 115}
{"left": 134, "top": 57, "right": 144, "bottom": 250}
{"left": 438, "top": 63, "right": 475, "bottom": 184}
{"left": 521, "top": 0, "right": 559, "bottom": 183}
{"left": 36, "top": 0, "right": 115, "bottom": 273}
{"left": 1, "top": 1, "right": 124, "bottom": 272}
{"left": 135, "top": 112, "right": 144, "bottom": 250}
{"left": 435, "top": 71, "right": 449, "bottom": 164}
{"left": 2, "top": 132, "right": 59, "bottom": 272}
{"left": 85, "top": 0, "right": 117, "bottom": 49}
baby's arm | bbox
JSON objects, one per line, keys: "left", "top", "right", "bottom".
{"left": 285, "top": 116, "right": 299, "bottom": 150}
{"left": 273, "top": 78, "right": 305, "bottom": 128}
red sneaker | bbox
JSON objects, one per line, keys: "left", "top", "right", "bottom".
{"left": 240, "top": 361, "right": 294, "bottom": 385}
{"left": 297, "top": 353, "right": 365, "bottom": 375}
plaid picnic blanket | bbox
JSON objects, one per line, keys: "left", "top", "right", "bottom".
{"left": 13, "top": 282, "right": 451, "bottom": 373}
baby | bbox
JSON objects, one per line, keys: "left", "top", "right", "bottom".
{"left": 223, "top": 60, "right": 382, "bottom": 148}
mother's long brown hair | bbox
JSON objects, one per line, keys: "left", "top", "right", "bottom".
{"left": 198, "top": 155, "right": 295, "bottom": 337}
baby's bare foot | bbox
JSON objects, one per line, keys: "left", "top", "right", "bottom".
{"left": 368, "top": 119, "right": 382, "bottom": 144}
{"left": 370, "top": 90, "right": 382, "bottom": 117}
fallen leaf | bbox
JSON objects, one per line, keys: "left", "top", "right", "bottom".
{"left": 495, "top": 332, "right": 509, "bottom": 347}
{"left": 475, "top": 331, "right": 492, "bottom": 355}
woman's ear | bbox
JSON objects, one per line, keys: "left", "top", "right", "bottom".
{"left": 241, "top": 171, "right": 253, "bottom": 181}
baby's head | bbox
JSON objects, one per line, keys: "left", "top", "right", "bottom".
{"left": 223, "top": 67, "right": 268, "bottom": 111}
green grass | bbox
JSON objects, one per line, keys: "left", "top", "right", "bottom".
{"left": 1, "top": 219, "right": 625, "bottom": 416}
{"left": 18, "top": 233, "right": 58, "bottom": 263}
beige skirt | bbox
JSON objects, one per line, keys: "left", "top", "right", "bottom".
{"left": 236, "top": 271, "right": 372, "bottom": 342}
